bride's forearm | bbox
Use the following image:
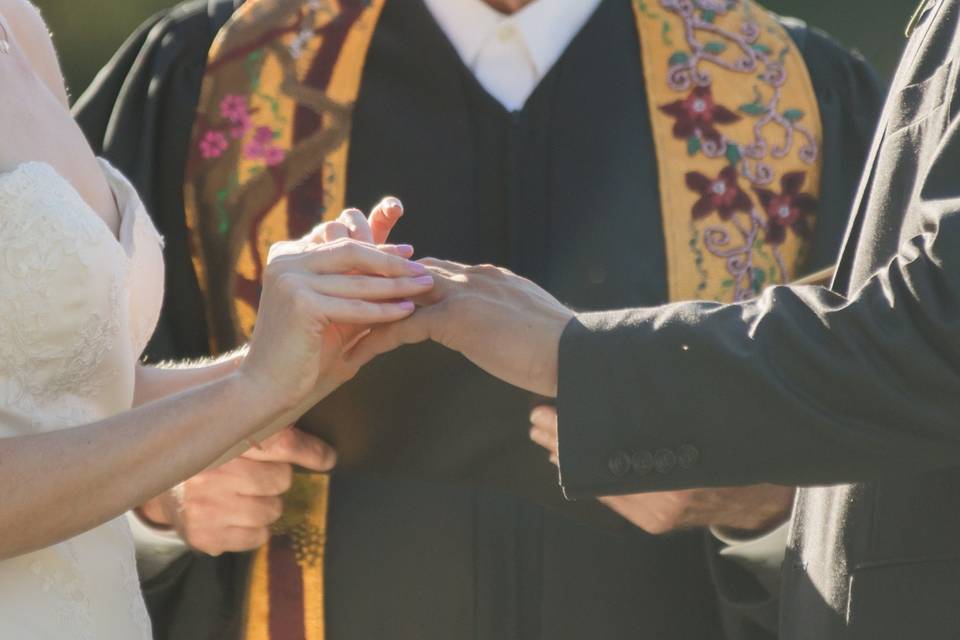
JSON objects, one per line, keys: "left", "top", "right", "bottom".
{"left": 0, "top": 371, "right": 284, "bottom": 561}
{"left": 133, "top": 346, "right": 248, "bottom": 406}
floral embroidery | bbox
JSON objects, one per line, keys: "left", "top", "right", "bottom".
{"left": 660, "top": 85, "right": 740, "bottom": 146}
{"left": 753, "top": 171, "right": 816, "bottom": 244}
{"left": 199, "top": 131, "right": 229, "bottom": 159}
{"left": 220, "top": 93, "right": 253, "bottom": 138}
{"left": 649, "top": 0, "right": 820, "bottom": 301}
{"left": 244, "top": 125, "right": 286, "bottom": 166}
{"left": 686, "top": 166, "right": 752, "bottom": 220}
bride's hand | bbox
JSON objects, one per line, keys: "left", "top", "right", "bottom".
{"left": 239, "top": 236, "right": 433, "bottom": 414}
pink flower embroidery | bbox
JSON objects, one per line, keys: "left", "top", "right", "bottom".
{"left": 220, "top": 94, "right": 252, "bottom": 139}
{"left": 199, "top": 130, "right": 229, "bottom": 159}
{"left": 220, "top": 94, "right": 249, "bottom": 121}
{"left": 263, "top": 147, "right": 286, "bottom": 166}
{"left": 244, "top": 127, "right": 285, "bottom": 166}
{"left": 253, "top": 126, "right": 275, "bottom": 145}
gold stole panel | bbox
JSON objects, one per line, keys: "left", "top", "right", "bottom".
{"left": 183, "top": 1, "right": 823, "bottom": 638}
{"left": 633, "top": 0, "right": 823, "bottom": 303}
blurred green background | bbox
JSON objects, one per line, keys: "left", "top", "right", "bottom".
{"left": 36, "top": 0, "right": 913, "bottom": 99}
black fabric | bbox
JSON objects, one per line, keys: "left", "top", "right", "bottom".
{"left": 73, "top": 0, "right": 881, "bottom": 638}
{"left": 557, "top": 1, "right": 960, "bottom": 638}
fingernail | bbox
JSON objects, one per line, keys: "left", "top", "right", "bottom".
{"left": 395, "top": 244, "right": 415, "bottom": 255}
{"left": 413, "top": 275, "right": 434, "bottom": 286}
{"left": 382, "top": 197, "right": 403, "bottom": 213}
{"left": 398, "top": 300, "right": 415, "bottom": 312}
{"left": 407, "top": 261, "right": 428, "bottom": 275}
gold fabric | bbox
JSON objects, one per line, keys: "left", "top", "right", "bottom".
{"left": 633, "top": 0, "right": 823, "bottom": 303}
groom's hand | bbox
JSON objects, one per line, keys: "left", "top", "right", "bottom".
{"left": 138, "top": 428, "right": 336, "bottom": 555}
{"left": 529, "top": 405, "right": 794, "bottom": 535}
{"left": 350, "top": 260, "right": 574, "bottom": 397}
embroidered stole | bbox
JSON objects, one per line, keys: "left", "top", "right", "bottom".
{"left": 183, "top": 1, "right": 822, "bottom": 638}
{"left": 633, "top": 0, "right": 822, "bottom": 303}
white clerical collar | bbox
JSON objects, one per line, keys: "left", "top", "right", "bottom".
{"left": 422, "top": 0, "right": 604, "bottom": 81}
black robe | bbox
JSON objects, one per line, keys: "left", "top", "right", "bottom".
{"left": 74, "top": 1, "right": 884, "bottom": 639}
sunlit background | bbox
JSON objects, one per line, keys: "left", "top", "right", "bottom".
{"left": 36, "top": 0, "right": 910, "bottom": 100}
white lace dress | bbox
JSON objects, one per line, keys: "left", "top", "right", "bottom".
{"left": 0, "top": 159, "right": 164, "bottom": 639}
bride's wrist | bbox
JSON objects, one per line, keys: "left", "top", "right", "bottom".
{"left": 223, "top": 369, "right": 294, "bottom": 432}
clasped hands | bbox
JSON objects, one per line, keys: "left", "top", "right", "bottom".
{"left": 139, "top": 199, "right": 793, "bottom": 555}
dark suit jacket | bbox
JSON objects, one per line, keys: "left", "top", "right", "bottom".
{"left": 558, "top": 1, "right": 960, "bottom": 638}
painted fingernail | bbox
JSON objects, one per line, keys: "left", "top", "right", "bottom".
{"left": 413, "top": 275, "right": 434, "bottom": 286}
{"left": 395, "top": 244, "right": 415, "bottom": 254}
{"left": 407, "top": 261, "right": 428, "bottom": 275}
{"left": 398, "top": 300, "right": 415, "bottom": 312}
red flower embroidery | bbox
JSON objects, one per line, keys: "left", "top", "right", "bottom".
{"left": 753, "top": 171, "right": 817, "bottom": 244}
{"left": 660, "top": 86, "right": 740, "bottom": 143}
{"left": 686, "top": 166, "right": 752, "bottom": 220}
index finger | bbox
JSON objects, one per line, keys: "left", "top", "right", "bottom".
{"left": 306, "top": 239, "right": 427, "bottom": 277}
{"left": 369, "top": 197, "right": 404, "bottom": 245}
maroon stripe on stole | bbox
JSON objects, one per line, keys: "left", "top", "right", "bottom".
{"left": 268, "top": 535, "right": 306, "bottom": 639}
{"left": 287, "top": 2, "right": 365, "bottom": 238}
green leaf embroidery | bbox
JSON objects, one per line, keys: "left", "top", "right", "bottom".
{"left": 704, "top": 41, "right": 727, "bottom": 54}
{"left": 725, "top": 143, "right": 742, "bottom": 165}
{"left": 751, "top": 269, "right": 767, "bottom": 291}
{"left": 668, "top": 51, "right": 690, "bottom": 66}
{"left": 721, "top": 279, "right": 735, "bottom": 288}
{"left": 739, "top": 102, "right": 767, "bottom": 116}
{"left": 702, "top": 9, "right": 716, "bottom": 23}
{"left": 751, "top": 43, "right": 772, "bottom": 55}
{"left": 688, "top": 136, "right": 702, "bottom": 156}
{"left": 783, "top": 109, "right": 805, "bottom": 122}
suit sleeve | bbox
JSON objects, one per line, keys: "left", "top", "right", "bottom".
{"left": 557, "top": 108, "right": 960, "bottom": 499}
{"left": 702, "top": 26, "right": 886, "bottom": 640}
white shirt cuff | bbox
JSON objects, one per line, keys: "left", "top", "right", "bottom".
{"left": 126, "top": 510, "right": 189, "bottom": 580}
{"left": 710, "top": 521, "right": 789, "bottom": 593}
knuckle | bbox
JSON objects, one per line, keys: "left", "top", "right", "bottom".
{"left": 273, "top": 464, "right": 294, "bottom": 494}
{"left": 265, "top": 497, "right": 284, "bottom": 523}
{"left": 273, "top": 271, "right": 302, "bottom": 297}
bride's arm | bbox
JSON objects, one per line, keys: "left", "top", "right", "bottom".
{"left": 2, "top": 0, "right": 69, "bottom": 106}
{"left": 0, "top": 240, "right": 432, "bottom": 561}
{"left": 133, "top": 351, "right": 247, "bottom": 408}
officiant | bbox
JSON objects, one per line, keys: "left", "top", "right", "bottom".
{"left": 74, "top": 0, "right": 882, "bottom": 638}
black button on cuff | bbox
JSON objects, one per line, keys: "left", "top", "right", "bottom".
{"left": 608, "top": 451, "right": 633, "bottom": 477}
{"left": 631, "top": 450, "right": 653, "bottom": 475}
{"left": 678, "top": 444, "right": 700, "bottom": 469}
{"left": 653, "top": 448, "right": 677, "bottom": 474}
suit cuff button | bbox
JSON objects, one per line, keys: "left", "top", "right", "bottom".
{"left": 653, "top": 448, "right": 677, "bottom": 474}
{"left": 607, "top": 451, "right": 633, "bottom": 477}
{"left": 630, "top": 450, "right": 653, "bottom": 475}
{"left": 677, "top": 444, "right": 700, "bottom": 469}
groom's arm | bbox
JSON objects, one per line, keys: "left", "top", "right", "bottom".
{"left": 354, "top": 122, "right": 960, "bottom": 490}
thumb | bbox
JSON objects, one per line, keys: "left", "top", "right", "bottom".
{"left": 369, "top": 197, "right": 404, "bottom": 245}
{"left": 285, "top": 429, "right": 338, "bottom": 471}
{"left": 248, "top": 428, "right": 338, "bottom": 471}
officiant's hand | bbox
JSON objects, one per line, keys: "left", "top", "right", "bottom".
{"left": 349, "top": 259, "right": 574, "bottom": 397}
{"left": 528, "top": 405, "right": 794, "bottom": 535}
{"left": 138, "top": 427, "right": 336, "bottom": 555}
